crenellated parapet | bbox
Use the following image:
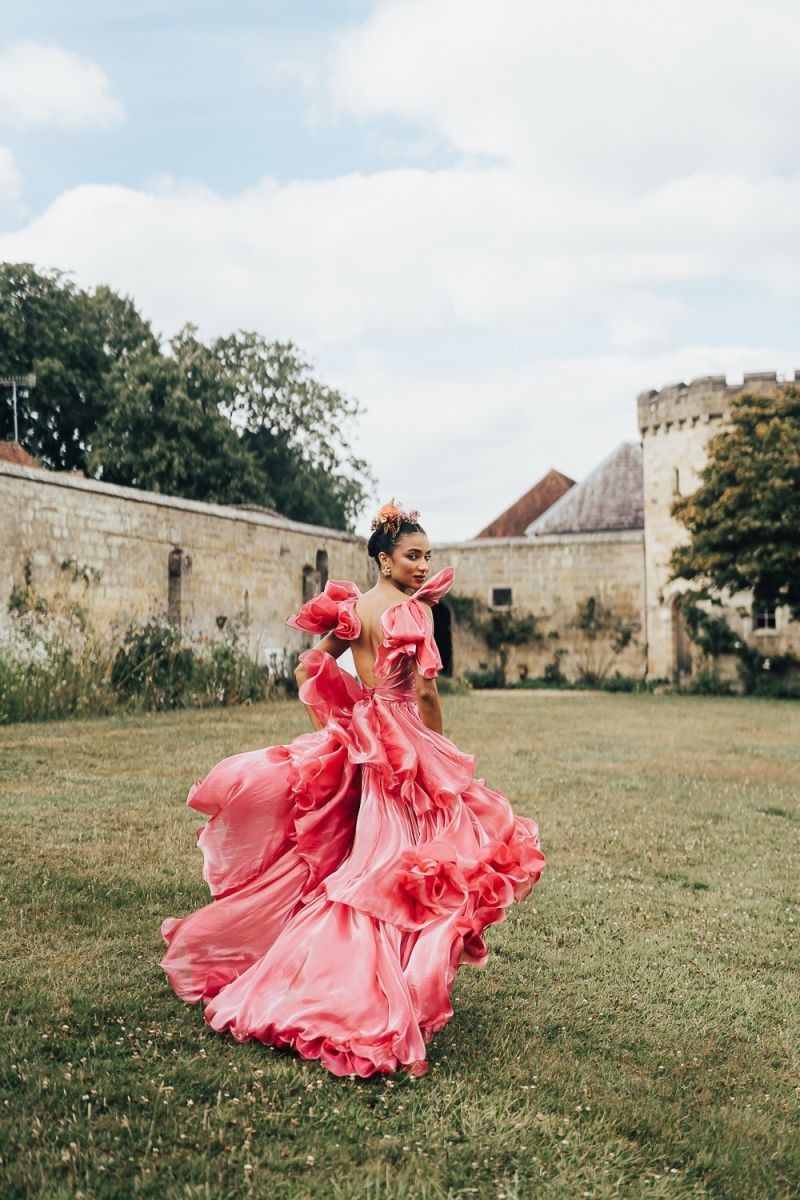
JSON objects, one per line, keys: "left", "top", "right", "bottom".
{"left": 637, "top": 370, "right": 798, "bottom": 434}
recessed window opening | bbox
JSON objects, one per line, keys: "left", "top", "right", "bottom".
{"left": 316, "top": 549, "right": 329, "bottom": 591}
{"left": 492, "top": 587, "right": 512, "bottom": 609}
{"left": 753, "top": 604, "right": 777, "bottom": 631}
{"left": 168, "top": 548, "right": 182, "bottom": 624}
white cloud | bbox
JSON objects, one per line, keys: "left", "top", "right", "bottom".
{"left": 0, "top": 145, "right": 23, "bottom": 207}
{"left": 337, "top": 344, "right": 800, "bottom": 540}
{"left": 1, "top": 5, "right": 799, "bottom": 536}
{"left": 1, "top": 163, "right": 799, "bottom": 536}
{"left": 0, "top": 41, "right": 124, "bottom": 130}
{"left": 2, "top": 167, "right": 799, "bottom": 347}
{"left": 327, "top": 0, "right": 800, "bottom": 184}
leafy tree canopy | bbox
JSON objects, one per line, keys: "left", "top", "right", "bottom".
{"left": 215, "top": 333, "right": 372, "bottom": 531}
{"left": 0, "top": 264, "right": 373, "bottom": 530}
{"left": 670, "top": 386, "right": 800, "bottom": 618}
{"left": 88, "top": 327, "right": 264, "bottom": 506}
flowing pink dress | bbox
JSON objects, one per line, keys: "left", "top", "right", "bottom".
{"left": 160, "top": 567, "right": 544, "bottom": 1077}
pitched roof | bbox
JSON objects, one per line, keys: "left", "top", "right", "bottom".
{"left": 0, "top": 440, "right": 39, "bottom": 468}
{"left": 476, "top": 468, "right": 575, "bottom": 538}
{"left": 526, "top": 441, "right": 643, "bottom": 536}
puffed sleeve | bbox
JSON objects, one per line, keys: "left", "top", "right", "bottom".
{"left": 285, "top": 580, "right": 362, "bottom": 640}
{"left": 373, "top": 568, "right": 455, "bottom": 681}
{"left": 374, "top": 599, "right": 443, "bottom": 680}
{"left": 413, "top": 566, "right": 455, "bottom": 606}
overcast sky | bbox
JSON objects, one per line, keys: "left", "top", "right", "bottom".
{"left": 2, "top": 1, "right": 800, "bottom": 540}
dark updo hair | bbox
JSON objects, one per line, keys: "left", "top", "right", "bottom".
{"left": 367, "top": 502, "right": 425, "bottom": 564}
{"left": 367, "top": 519, "right": 426, "bottom": 564}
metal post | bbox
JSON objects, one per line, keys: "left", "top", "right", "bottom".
{"left": 1, "top": 373, "right": 35, "bottom": 444}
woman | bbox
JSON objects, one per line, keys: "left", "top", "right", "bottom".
{"left": 160, "top": 502, "right": 544, "bottom": 1077}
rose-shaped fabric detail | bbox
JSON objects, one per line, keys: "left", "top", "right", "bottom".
{"left": 466, "top": 863, "right": 515, "bottom": 910}
{"left": 480, "top": 821, "right": 545, "bottom": 886}
{"left": 285, "top": 581, "right": 361, "bottom": 638}
{"left": 396, "top": 842, "right": 469, "bottom": 922}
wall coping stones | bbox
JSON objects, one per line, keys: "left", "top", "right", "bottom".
{"left": 0, "top": 460, "right": 364, "bottom": 544}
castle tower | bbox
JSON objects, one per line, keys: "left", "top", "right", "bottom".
{"left": 638, "top": 371, "right": 793, "bottom": 681}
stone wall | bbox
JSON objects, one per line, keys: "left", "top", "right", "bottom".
{"left": 638, "top": 372, "right": 800, "bottom": 680}
{"left": 433, "top": 533, "right": 646, "bottom": 681}
{"left": 1, "top": 461, "right": 374, "bottom": 658}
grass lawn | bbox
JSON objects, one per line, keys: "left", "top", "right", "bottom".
{"left": 1, "top": 692, "right": 798, "bottom": 1199}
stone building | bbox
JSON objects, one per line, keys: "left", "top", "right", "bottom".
{"left": 638, "top": 371, "right": 800, "bottom": 681}
{"left": 0, "top": 456, "right": 372, "bottom": 660}
{"left": 436, "top": 443, "right": 647, "bottom": 682}
{"left": 2, "top": 370, "right": 798, "bottom": 684}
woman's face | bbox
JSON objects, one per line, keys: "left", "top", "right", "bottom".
{"left": 386, "top": 532, "right": 431, "bottom": 590}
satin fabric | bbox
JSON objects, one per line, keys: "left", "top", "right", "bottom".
{"left": 160, "top": 567, "right": 545, "bottom": 1077}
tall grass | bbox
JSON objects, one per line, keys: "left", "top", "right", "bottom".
{"left": 0, "top": 609, "right": 296, "bottom": 724}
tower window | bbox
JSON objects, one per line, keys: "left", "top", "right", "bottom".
{"left": 753, "top": 604, "right": 776, "bottom": 631}
{"left": 491, "top": 587, "right": 512, "bottom": 609}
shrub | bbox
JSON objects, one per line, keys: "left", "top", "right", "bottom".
{"left": 543, "top": 650, "right": 568, "bottom": 685}
{"left": 463, "top": 668, "right": 505, "bottom": 690}
{"left": 685, "top": 667, "right": 735, "bottom": 696}
{"left": 601, "top": 672, "right": 639, "bottom": 693}
{"left": 436, "top": 675, "right": 472, "bottom": 696}
{"left": 0, "top": 606, "right": 298, "bottom": 723}
{"left": 0, "top": 611, "right": 116, "bottom": 723}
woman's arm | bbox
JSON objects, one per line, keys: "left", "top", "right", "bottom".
{"left": 414, "top": 667, "right": 443, "bottom": 734}
{"left": 294, "top": 631, "right": 349, "bottom": 732}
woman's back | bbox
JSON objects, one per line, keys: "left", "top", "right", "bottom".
{"left": 351, "top": 587, "right": 420, "bottom": 688}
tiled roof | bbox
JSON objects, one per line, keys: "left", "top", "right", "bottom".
{"left": 476, "top": 468, "right": 575, "bottom": 538}
{"left": 0, "top": 440, "right": 39, "bottom": 468}
{"left": 526, "top": 442, "right": 643, "bottom": 535}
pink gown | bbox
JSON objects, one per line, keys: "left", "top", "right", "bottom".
{"left": 160, "top": 567, "right": 544, "bottom": 1077}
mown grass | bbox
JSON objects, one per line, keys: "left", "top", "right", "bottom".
{"left": 1, "top": 693, "right": 798, "bottom": 1199}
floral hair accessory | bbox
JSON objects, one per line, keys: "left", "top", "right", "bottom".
{"left": 370, "top": 500, "right": 421, "bottom": 538}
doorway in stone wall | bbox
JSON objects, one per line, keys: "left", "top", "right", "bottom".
{"left": 433, "top": 602, "right": 453, "bottom": 676}
{"left": 316, "top": 549, "right": 329, "bottom": 591}
{"left": 672, "top": 599, "right": 693, "bottom": 684}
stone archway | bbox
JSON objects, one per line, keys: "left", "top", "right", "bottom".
{"left": 433, "top": 601, "right": 453, "bottom": 676}
{"left": 672, "top": 598, "right": 693, "bottom": 684}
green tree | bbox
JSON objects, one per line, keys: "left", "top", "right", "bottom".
{"left": 1, "top": 265, "right": 373, "bottom": 531}
{"left": 215, "top": 333, "right": 374, "bottom": 530}
{"left": 89, "top": 327, "right": 264, "bottom": 505}
{"left": 0, "top": 264, "right": 109, "bottom": 469}
{"left": 671, "top": 386, "right": 800, "bottom": 617}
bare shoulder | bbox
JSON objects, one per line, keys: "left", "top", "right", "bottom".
{"left": 355, "top": 587, "right": 405, "bottom": 627}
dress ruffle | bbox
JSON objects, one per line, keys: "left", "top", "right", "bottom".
{"left": 160, "top": 566, "right": 544, "bottom": 1076}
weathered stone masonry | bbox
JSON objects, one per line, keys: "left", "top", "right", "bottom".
{"left": 0, "top": 461, "right": 373, "bottom": 656}
{"left": 638, "top": 371, "right": 800, "bottom": 680}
